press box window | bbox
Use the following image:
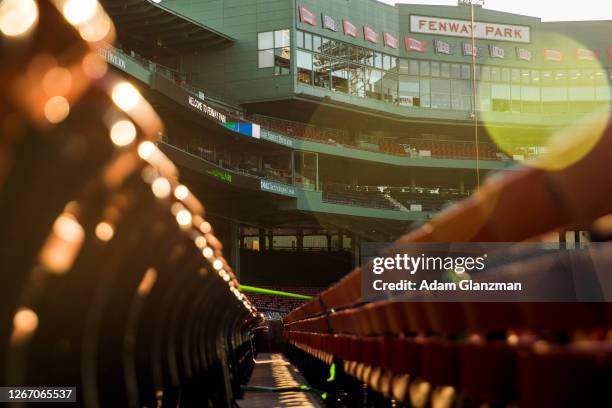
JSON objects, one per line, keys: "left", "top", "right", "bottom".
{"left": 258, "top": 29, "right": 291, "bottom": 75}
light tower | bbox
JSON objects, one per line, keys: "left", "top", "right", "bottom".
{"left": 462, "top": 0, "right": 485, "bottom": 187}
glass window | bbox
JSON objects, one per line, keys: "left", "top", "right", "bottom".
{"left": 349, "top": 45, "right": 363, "bottom": 62}
{"left": 381, "top": 72, "right": 398, "bottom": 103}
{"left": 399, "top": 75, "right": 420, "bottom": 107}
{"left": 312, "top": 35, "right": 322, "bottom": 53}
{"left": 451, "top": 79, "right": 471, "bottom": 111}
{"left": 542, "top": 70, "right": 553, "bottom": 85}
{"left": 321, "top": 37, "right": 331, "bottom": 54}
{"left": 296, "top": 31, "right": 304, "bottom": 49}
{"left": 322, "top": 38, "right": 335, "bottom": 56}
{"left": 313, "top": 54, "right": 330, "bottom": 88}
{"left": 274, "top": 29, "right": 290, "bottom": 48}
{"left": 383, "top": 54, "right": 391, "bottom": 71}
{"left": 365, "top": 68, "right": 383, "bottom": 100}
{"left": 554, "top": 70, "right": 567, "bottom": 85}
{"left": 304, "top": 32, "right": 312, "bottom": 50}
{"left": 258, "top": 32, "right": 273, "bottom": 50}
{"left": 431, "top": 78, "right": 451, "bottom": 109}
{"left": 501, "top": 68, "right": 510, "bottom": 82}
{"left": 274, "top": 47, "right": 291, "bottom": 76}
{"left": 389, "top": 56, "right": 398, "bottom": 72}
{"left": 440, "top": 63, "right": 450, "bottom": 78}
{"left": 349, "top": 63, "right": 366, "bottom": 97}
{"left": 481, "top": 66, "right": 491, "bottom": 81}
{"left": 297, "top": 50, "right": 313, "bottom": 85}
{"left": 420, "top": 78, "right": 431, "bottom": 107}
{"left": 569, "top": 69, "right": 581, "bottom": 84}
{"left": 583, "top": 69, "right": 595, "bottom": 84}
{"left": 258, "top": 49, "right": 274, "bottom": 68}
{"left": 478, "top": 82, "right": 491, "bottom": 111}
{"left": 431, "top": 62, "right": 440, "bottom": 77}
{"left": 491, "top": 67, "right": 500, "bottom": 82}
{"left": 451, "top": 64, "right": 461, "bottom": 79}
{"left": 374, "top": 53, "right": 383, "bottom": 69}
{"left": 331, "top": 59, "right": 349, "bottom": 93}
{"left": 531, "top": 70, "right": 540, "bottom": 84}
{"left": 360, "top": 49, "right": 374, "bottom": 66}
{"left": 461, "top": 64, "right": 471, "bottom": 79}
{"left": 333, "top": 41, "right": 348, "bottom": 59}
{"left": 420, "top": 61, "right": 430, "bottom": 76}
{"left": 521, "top": 69, "right": 531, "bottom": 84}
{"left": 512, "top": 69, "right": 521, "bottom": 83}
{"left": 409, "top": 60, "right": 419, "bottom": 76}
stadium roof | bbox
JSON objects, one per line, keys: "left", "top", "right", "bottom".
{"left": 100, "top": 0, "right": 234, "bottom": 58}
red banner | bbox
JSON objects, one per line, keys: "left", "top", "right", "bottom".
{"left": 608, "top": 47, "right": 612, "bottom": 61}
{"left": 383, "top": 32, "right": 398, "bottom": 49}
{"left": 405, "top": 37, "right": 426, "bottom": 52}
{"left": 543, "top": 49, "right": 563, "bottom": 62}
{"left": 343, "top": 19, "right": 358, "bottom": 38}
{"left": 364, "top": 25, "right": 379, "bottom": 44}
{"left": 298, "top": 4, "right": 316, "bottom": 26}
{"left": 576, "top": 48, "right": 598, "bottom": 61}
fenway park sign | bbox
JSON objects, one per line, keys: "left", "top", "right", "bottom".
{"left": 410, "top": 15, "right": 531, "bottom": 43}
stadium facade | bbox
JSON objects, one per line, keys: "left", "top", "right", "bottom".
{"left": 98, "top": 0, "right": 611, "bottom": 284}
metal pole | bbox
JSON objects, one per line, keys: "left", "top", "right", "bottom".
{"left": 470, "top": 1, "right": 481, "bottom": 188}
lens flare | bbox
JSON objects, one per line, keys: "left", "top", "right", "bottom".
{"left": 110, "top": 120, "right": 137, "bottom": 146}
{"left": 42, "top": 67, "right": 72, "bottom": 96}
{"left": 479, "top": 33, "right": 610, "bottom": 171}
{"left": 0, "top": 0, "right": 38, "bottom": 37}
{"left": 112, "top": 82, "right": 141, "bottom": 111}
{"left": 176, "top": 209, "right": 192, "bottom": 227}
{"left": 138, "top": 141, "right": 156, "bottom": 160}
{"left": 63, "top": 0, "right": 97, "bottom": 25}
{"left": 95, "top": 222, "right": 114, "bottom": 241}
{"left": 44, "top": 96, "right": 70, "bottom": 124}
{"left": 151, "top": 177, "right": 171, "bottom": 199}
{"left": 174, "top": 184, "right": 189, "bottom": 200}
{"left": 13, "top": 307, "right": 39, "bottom": 334}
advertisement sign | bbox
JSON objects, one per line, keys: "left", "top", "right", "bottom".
{"left": 97, "top": 46, "right": 127, "bottom": 70}
{"left": 298, "top": 4, "right": 316, "bottom": 26}
{"left": 576, "top": 48, "right": 597, "bottom": 61}
{"left": 516, "top": 47, "right": 532, "bottom": 61}
{"left": 343, "top": 19, "right": 358, "bottom": 38}
{"left": 461, "top": 42, "right": 480, "bottom": 57}
{"left": 489, "top": 44, "right": 505, "bottom": 59}
{"left": 433, "top": 39, "right": 451, "bottom": 55}
{"left": 260, "top": 180, "right": 297, "bottom": 197}
{"left": 405, "top": 37, "right": 427, "bottom": 52}
{"left": 322, "top": 14, "right": 337, "bottom": 32}
{"left": 384, "top": 32, "right": 399, "bottom": 49}
{"left": 364, "top": 26, "right": 379, "bottom": 43}
{"left": 410, "top": 15, "right": 531, "bottom": 43}
{"left": 608, "top": 47, "right": 612, "bottom": 61}
{"left": 543, "top": 49, "right": 563, "bottom": 62}
{"left": 188, "top": 95, "right": 227, "bottom": 124}
{"left": 225, "top": 121, "right": 261, "bottom": 139}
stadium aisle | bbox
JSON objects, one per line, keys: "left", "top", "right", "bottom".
{"left": 238, "top": 353, "right": 322, "bottom": 408}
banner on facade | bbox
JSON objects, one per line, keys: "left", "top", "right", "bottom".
{"left": 410, "top": 15, "right": 531, "bottom": 43}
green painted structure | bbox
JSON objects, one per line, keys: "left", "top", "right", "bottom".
{"left": 153, "top": 0, "right": 611, "bottom": 125}
{"left": 99, "top": 0, "right": 612, "bottom": 223}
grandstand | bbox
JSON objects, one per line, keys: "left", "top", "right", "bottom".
{"left": 1, "top": 0, "right": 611, "bottom": 407}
